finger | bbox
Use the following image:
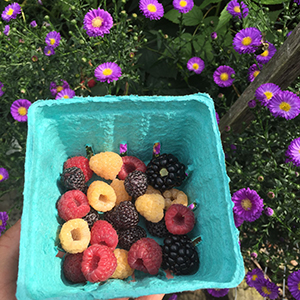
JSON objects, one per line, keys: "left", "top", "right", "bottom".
{"left": 136, "top": 294, "right": 165, "bottom": 300}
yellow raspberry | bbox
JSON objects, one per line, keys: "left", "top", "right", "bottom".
{"left": 87, "top": 180, "right": 116, "bottom": 212}
{"left": 135, "top": 194, "right": 165, "bottom": 223}
{"left": 110, "top": 248, "right": 134, "bottom": 279}
{"left": 110, "top": 178, "right": 132, "bottom": 206}
{"left": 89, "top": 152, "right": 123, "bottom": 180}
{"left": 145, "top": 185, "right": 162, "bottom": 195}
{"left": 59, "top": 218, "right": 90, "bottom": 254}
{"left": 163, "top": 188, "right": 188, "bottom": 210}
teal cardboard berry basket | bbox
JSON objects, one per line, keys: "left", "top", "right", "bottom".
{"left": 17, "top": 93, "right": 244, "bottom": 300}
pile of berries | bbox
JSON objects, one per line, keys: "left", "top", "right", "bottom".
{"left": 57, "top": 150, "right": 200, "bottom": 284}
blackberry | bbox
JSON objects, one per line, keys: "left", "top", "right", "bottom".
{"left": 103, "top": 201, "right": 139, "bottom": 230}
{"left": 124, "top": 170, "right": 148, "bottom": 198}
{"left": 161, "top": 235, "right": 199, "bottom": 275}
{"left": 118, "top": 226, "right": 147, "bottom": 250}
{"left": 61, "top": 167, "right": 86, "bottom": 192}
{"left": 146, "top": 153, "right": 186, "bottom": 192}
{"left": 146, "top": 218, "right": 169, "bottom": 238}
{"left": 82, "top": 207, "right": 101, "bottom": 229}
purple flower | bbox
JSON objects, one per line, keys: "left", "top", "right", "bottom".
{"left": 227, "top": 0, "right": 248, "bottom": 19}
{"left": 246, "top": 268, "right": 265, "bottom": 287}
{"left": 287, "top": 30, "right": 293, "bottom": 37}
{"left": 294, "top": 0, "right": 300, "bottom": 4}
{"left": 139, "top": 0, "right": 164, "bottom": 20}
{"left": 250, "top": 252, "right": 258, "bottom": 258}
{"left": 248, "top": 99, "right": 256, "bottom": 108}
{"left": 173, "top": 0, "right": 194, "bottom": 13}
{"left": 120, "top": 143, "right": 127, "bottom": 154}
{"left": 30, "top": 20, "right": 37, "bottom": 27}
{"left": 44, "top": 46, "right": 55, "bottom": 56}
{"left": 94, "top": 62, "right": 122, "bottom": 83}
{"left": 1, "top": 2, "right": 22, "bottom": 22}
{"left": 267, "top": 191, "right": 275, "bottom": 199}
{"left": 153, "top": 142, "right": 161, "bottom": 155}
{"left": 55, "top": 88, "right": 75, "bottom": 100}
{"left": 211, "top": 32, "right": 217, "bottom": 40}
{"left": 268, "top": 90, "right": 300, "bottom": 120}
{"left": 0, "top": 82, "right": 4, "bottom": 97}
{"left": 255, "top": 83, "right": 281, "bottom": 106}
{"left": 285, "top": 137, "right": 300, "bottom": 167}
{"left": 264, "top": 207, "right": 274, "bottom": 216}
{"left": 207, "top": 288, "right": 229, "bottom": 298}
{"left": 234, "top": 212, "right": 244, "bottom": 227}
{"left": 10, "top": 99, "right": 32, "bottom": 122}
{"left": 0, "top": 212, "right": 9, "bottom": 236}
{"left": 255, "top": 42, "right": 276, "bottom": 64}
{"left": 248, "top": 63, "right": 262, "bottom": 82}
{"left": 38, "top": 0, "right": 43, "bottom": 4}
{"left": 213, "top": 65, "right": 235, "bottom": 87}
{"left": 216, "top": 112, "right": 220, "bottom": 124}
{"left": 3, "top": 25, "right": 10, "bottom": 36}
{"left": 83, "top": 8, "right": 113, "bottom": 37}
{"left": 233, "top": 27, "right": 262, "bottom": 54}
{"left": 287, "top": 270, "right": 300, "bottom": 300}
{"left": 0, "top": 168, "right": 9, "bottom": 182}
{"left": 254, "top": 278, "right": 279, "bottom": 299}
{"left": 187, "top": 57, "right": 205, "bottom": 74}
{"left": 45, "top": 31, "right": 61, "bottom": 48}
{"left": 232, "top": 188, "right": 264, "bottom": 222}
{"left": 50, "top": 80, "right": 70, "bottom": 97}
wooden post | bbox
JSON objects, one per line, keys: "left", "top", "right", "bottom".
{"left": 219, "top": 22, "right": 300, "bottom": 135}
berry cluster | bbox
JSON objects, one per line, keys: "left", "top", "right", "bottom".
{"left": 57, "top": 151, "right": 199, "bottom": 285}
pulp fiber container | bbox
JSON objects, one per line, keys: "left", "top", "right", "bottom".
{"left": 17, "top": 93, "right": 244, "bottom": 300}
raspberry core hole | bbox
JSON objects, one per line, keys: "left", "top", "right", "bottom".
{"left": 99, "top": 194, "right": 109, "bottom": 203}
{"left": 124, "top": 163, "right": 136, "bottom": 174}
{"left": 174, "top": 213, "right": 185, "bottom": 225}
{"left": 135, "top": 258, "right": 145, "bottom": 269}
{"left": 90, "top": 255, "right": 100, "bottom": 271}
{"left": 71, "top": 228, "right": 81, "bottom": 241}
{"left": 73, "top": 197, "right": 82, "bottom": 207}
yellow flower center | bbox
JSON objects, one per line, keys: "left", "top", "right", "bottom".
{"left": 56, "top": 86, "right": 63, "bottom": 92}
{"left": 50, "top": 38, "right": 56, "bottom": 45}
{"left": 63, "top": 95, "right": 69, "bottom": 99}
{"left": 92, "top": 17, "right": 103, "bottom": 28}
{"left": 147, "top": 4, "right": 157, "bottom": 12}
{"left": 298, "top": 282, "right": 300, "bottom": 290}
{"left": 7, "top": 8, "right": 14, "bottom": 16}
{"left": 0, "top": 175, "right": 3, "bottom": 181}
{"left": 279, "top": 102, "right": 291, "bottom": 112}
{"left": 47, "top": 50, "right": 51, "bottom": 54}
{"left": 261, "top": 286, "right": 271, "bottom": 295}
{"left": 253, "top": 70, "right": 260, "bottom": 77}
{"left": 18, "top": 107, "right": 27, "bottom": 116}
{"left": 241, "top": 198, "right": 252, "bottom": 211}
{"left": 261, "top": 50, "right": 269, "bottom": 57}
{"left": 180, "top": 0, "right": 187, "bottom": 7}
{"left": 220, "top": 73, "right": 229, "bottom": 81}
{"left": 233, "top": 6, "right": 241, "bottom": 13}
{"left": 103, "top": 68, "right": 113, "bottom": 76}
{"left": 242, "top": 36, "right": 252, "bottom": 46}
{"left": 192, "top": 63, "right": 199, "bottom": 70}
{"left": 264, "top": 91, "right": 273, "bottom": 100}
{"left": 0, "top": 219, "right": 2, "bottom": 226}
{"left": 252, "top": 274, "right": 258, "bottom": 281}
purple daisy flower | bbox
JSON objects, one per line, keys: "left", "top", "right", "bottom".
{"left": 50, "top": 80, "right": 70, "bottom": 97}
{"left": 254, "top": 278, "right": 279, "bottom": 299}
{"left": 0, "top": 168, "right": 9, "bottom": 182}
{"left": 232, "top": 187, "right": 264, "bottom": 222}
{"left": 294, "top": 0, "right": 300, "bottom": 4}
{"left": 255, "top": 83, "right": 281, "bottom": 106}
{"left": 248, "top": 99, "right": 257, "bottom": 108}
{"left": 227, "top": 0, "right": 249, "bottom": 19}
{"left": 4, "top": 25, "right": 10, "bottom": 36}
{"left": 211, "top": 32, "right": 217, "bottom": 40}
{"left": 250, "top": 252, "right": 258, "bottom": 258}
{"left": 120, "top": 143, "right": 127, "bottom": 154}
{"left": 45, "top": 31, "right": 61, "bottom": 48}
{"left": 285, "top": 137, "right": 300, "bottom": 167}
{"left": 1, "top": 2, "right": 22, "bottom": 22}
{"left": 55, "top": 88, "right": 75, "bottom": 100}
{"left": 268, "top": 90, "right": 300, "bottom": 120}
{"left": 153, "top": 142, "right": 161, "bottom": 155}
{"left": 248, "top": 63, "right": 262, "bottom": 82}
{"left": 255, "top": 42, "right": 276, "bottom": 64}
{"left": 10, "top": 99, "right": 32, "bottom": 122}
{"left": 233, "top": 27, "right": 262, "bottom": 54}
{"left": 264, "top": 207, "right": 274, "bottom": 216}
{"left": 234, "top": 212, "right": 244, "bottom": 227}
{"left": 173, "top": 0, "right": 194, "bottom": 14}
{"left": 139, "top": 0, "right": 164, "bottom": 20}
{"left": 0, "top": 82, "right": 4, "bottom": 97}
{"left": 0, "top": 212, "right": 9, "bottom": 236}
{"left": 187, "top": 57, "right": 205, "bottom": 74}
{"left": 288, "top": 270, "right": 300, "bottom": 300}
{"left": 213, "top": 65, "right": 235, "bottom": 87}
{"left": 83, "top": 8, "right": 113, "bottom": 38}
{"left": 207, "top": 288, "right": 229, "bottom": 298}
{"left": 94, "top": 62, "right": 122, "bottom": 83}
{"left": 246, "top": 268, "right": 265, "bottom": 287}
{"left": 44, "top": 46, "right": 55, "bottom": 56}
{"left": 30, "top": 20, "right": 37, "bottom": 27}
{"left": 216, "top": 112, "right": 220, "bottom": 124}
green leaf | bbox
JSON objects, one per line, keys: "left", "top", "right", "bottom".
{"left": 215, "top": 6, "right": 231, "bottom": 32}
{"left": 199, "top": 0, "right": 222, "bottom": 10}
{"left": 252, "top": 0, "right": 284, "bottom": 4}
{"left": 164, "top": 6, "right": 203, "bottom": 26}
{"left": 164, "top": 9, "right": 181, "bottom": 24}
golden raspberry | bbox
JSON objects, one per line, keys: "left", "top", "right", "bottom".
{"left": 110, "top": 178, "right": 132, "bottom": 206}
{"left": 59, "top": 218, "right": 90, "bottom": 254}
{"left": 145, "top": 185, "right": 162, "bottom": 195}
{"left": 87, "top": 180, "right": 116, "bottom": 212}
{"left": 89, "top": 152, "right": 123, "bottom": 180}
{"left": 135, "top": 194, "right": 165, "bottom": 223}
{"left": 110, "top": 248, "right": 134, "bottom": 279}
{"left": 163, "top": 188, "right": 188, "bottom": 210}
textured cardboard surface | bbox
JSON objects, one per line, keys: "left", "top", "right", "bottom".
{"left": 16, "top": 94, "right": 244, "bottom": 300}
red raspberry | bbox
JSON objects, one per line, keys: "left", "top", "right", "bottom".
{"left": 64, "top": 156, "right": 93, "bottom": 182}
{"left": 127, "top": 237, "right": 162, "bottom": 275}
{"left": 165, "top": 204, "right": 195, "bottom": 235}
{"left": 57, "top": 190, "right": 90, "bottom": 221}
{"left": 118, "top": 156, "right": 147, "bottom": 180}
{"left": 90, "top": 220, "right": 118, "bottom": 250}
{"left": 87, "top": 78, "right": 96, "bottom": 88}
{"left": 63, "top": 253, "right": 86, "bottom": 283}
{"left": 81, "top": 244, "right": 117, "bottom": 282}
